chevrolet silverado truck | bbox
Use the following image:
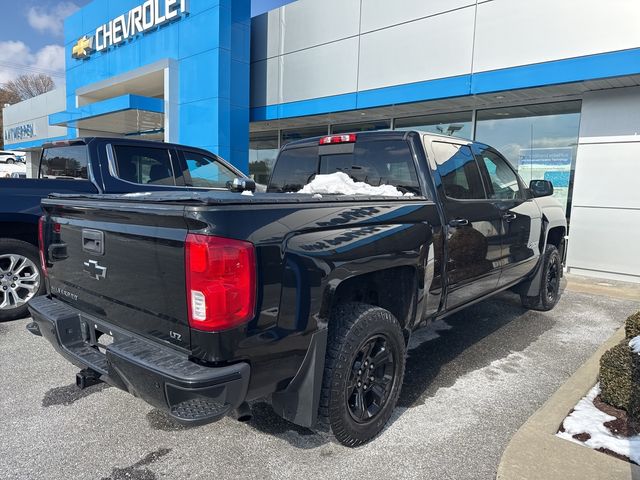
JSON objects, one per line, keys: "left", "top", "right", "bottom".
{"left": 0, "top": 137, "right": 248, "bottom": 321}
{"left": 28, "top": 131, "right": 567, "bottom": 447}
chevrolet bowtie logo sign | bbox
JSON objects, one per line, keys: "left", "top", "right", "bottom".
{"left": 72, "top": 35, "right": 94, "bottom": 60}
{"left": 71, "top": 0, "right": 189, "bottom": 61}
{"left": 84, "top": 260, "right": 107, "bottom": 281}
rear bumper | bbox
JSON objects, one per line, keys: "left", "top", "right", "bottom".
{"left": 27, "top": 295, "right": 250, "bottom": 425}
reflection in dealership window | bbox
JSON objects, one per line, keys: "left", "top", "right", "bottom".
{"left": 331, "top": 119, "right": 391, "bottom": 134}
{"left": 39, "top": 145, "right": 89, "bottom": 180}
{"left": 249, "top": 131, "right": 278, "bottom": 185}
{"left": 281, "top": 126, "right": 328, "bottom": 147}
{"left": 395, "top": 111, "right": 473, "bottom": 140}
{"left": 475, "top": 101, "right": 581, "bottom": 215}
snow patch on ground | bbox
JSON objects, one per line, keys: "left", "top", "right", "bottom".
{"left": 629, "top": 336, "right": 640, "bottom": 354}
{"left": 557, "top": 383, "right": 640, "bottom": 464}
{"left": 408, "top": 320, "right": 452, "bottom": 350}
{"left": 299, "top": 172, "right": 414, "bottom": 197}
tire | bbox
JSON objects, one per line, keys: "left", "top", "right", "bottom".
{"left": 520, "top": 244, "right": 562, "bottom": 311}
{"left": 0, "top": 239, "right": 45, "bottom": 321}
{"left": 319, "top": 303, "right": 406, "bottom": 447}
{"left": 6, "top": 158, "right": 14, "bottom": 165}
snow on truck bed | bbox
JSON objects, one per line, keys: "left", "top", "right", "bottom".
{"left": 299, "top": 172, "right": 414, "bottom": 198}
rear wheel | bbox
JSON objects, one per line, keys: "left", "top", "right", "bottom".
{"left": 6, "top": 158, "right": 14, "bottom": 164}
{"left": 0, "top": 239, "right": 44, "bottom": 321}
{"left": 319, "top": 303, "right": 406, "bottom": 447}
{"left": 521, "top": 244, "right": 561, "bottom": 311}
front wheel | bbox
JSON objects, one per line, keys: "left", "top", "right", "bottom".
{"left": 6, "top": 158, "right": 14, "bottom": 164}
{"left": 0, "top": 239, "right": 45, "bottom": 321}
{"left": 319, "top": 303, "right": 406, "bottom": 447}
{"left": 521, "top": 244, "right": 562, "bottom": 311}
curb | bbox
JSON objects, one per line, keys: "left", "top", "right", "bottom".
{"left": 497, "top": 326, "right": 640, "bottom": 480}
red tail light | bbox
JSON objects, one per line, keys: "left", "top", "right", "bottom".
{"left": 319, "top": 134, "right": 357, "bottom": 145}
{"left": 185, "top": 234, "right": 256, "bottom": 332}
{"left": 38, "top": 216, "right": 48, "bottom": 278}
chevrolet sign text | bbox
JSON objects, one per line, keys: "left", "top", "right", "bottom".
{"left": 73, "top": 0, "right": 189, "bottom": 59}
{"left": 96, "top": 0, "right": 188, "bottom": 51}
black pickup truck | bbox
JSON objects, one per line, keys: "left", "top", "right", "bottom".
{"left": 0, "top": 137, "right": 247, "bottom": 321}
{"left": 29, "top": 131, "right": 567, "bottom": 447}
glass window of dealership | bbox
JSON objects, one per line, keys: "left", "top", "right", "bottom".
{"left": 250, "top": 100, "right": 581, "bottom": 216}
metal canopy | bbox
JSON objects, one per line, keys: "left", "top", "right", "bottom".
{"left": 49, "top": 94, "right": 164, "bottom": 136}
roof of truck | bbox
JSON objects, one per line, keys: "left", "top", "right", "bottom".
{"left": 282, "top": 129, "right": 477, "bottom": 149}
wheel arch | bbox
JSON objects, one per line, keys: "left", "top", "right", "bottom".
{"left": 323, "top": 265, "right": 420, "bottom": 342}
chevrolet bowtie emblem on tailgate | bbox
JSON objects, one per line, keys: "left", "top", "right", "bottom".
{"left": 83, "top": 260, "right": 107, "bottom": 280}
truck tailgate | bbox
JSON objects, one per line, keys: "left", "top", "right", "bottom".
{"left": 42, "top": 198, "right": 191, "bottom": 351}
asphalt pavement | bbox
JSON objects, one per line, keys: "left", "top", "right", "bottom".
{"left": 1, "top": 286, "right": 638, "bottom": 480}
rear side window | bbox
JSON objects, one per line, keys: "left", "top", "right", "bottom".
{"left": 113, "top": 145, "right": 176, "bottom": 186}
{"left": 432, "top": 142, "right": 485, "bottom": 200}
{"left": 183, "top": 152, "right": 237, "bottom": 188}
{"left": 39, "top": 146, "right": 88, "bottom": 180}
{"left": 268, "top": 140, "right": 421, "bottom": 195}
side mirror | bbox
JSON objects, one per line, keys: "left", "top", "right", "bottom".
{"left": 529, "top": 179, "right": 554, "bottom": 198}
{"left": 227, "top": 177, "right": 256, "bottom": 193}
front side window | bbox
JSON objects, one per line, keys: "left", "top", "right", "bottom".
{"left": 39, "top": 146, "right": 88, "bottom": 180}
{"left": 477, "top": 150, "right": 522, "bottom": 200}
{"left": 113, "top": 145, "right": 175, "bottom": 186}
{"left": 432, "top": 142, "right": 485, "bottom": 200}
{"left": 183, "top": 153, "right": 237, "bottom": 188}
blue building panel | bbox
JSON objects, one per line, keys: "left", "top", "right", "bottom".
{"left": 59, "top": 0, "right": 251, "bottom": 172}
{"left": 250, "top": 47, "right": 640, "bottom": 123}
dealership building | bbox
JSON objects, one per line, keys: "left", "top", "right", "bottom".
{"left": 3, "top": 0, "right": 640, "bottom": 283}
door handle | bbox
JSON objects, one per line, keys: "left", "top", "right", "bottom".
{"left": 502, "top": 212, "right": 517, "bottom": 222}
{"left": 82, "top": 229, "right": 104, "bottom": 255}
{"left": 449, "top": 218, "right": 470, "bottom": 228}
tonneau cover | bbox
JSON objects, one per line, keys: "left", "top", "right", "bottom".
{"left": 46, "top": 190, "right": 426, "bottom": 206}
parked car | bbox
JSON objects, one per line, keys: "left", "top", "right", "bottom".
{"left": 29, "top": 131, "right": 567, "bottom": 447}
{"left": 0, "top": 138, "right": 248, "bottom": 321}
{"left": 0, "top": 150, "right": 19, "bottom": 164}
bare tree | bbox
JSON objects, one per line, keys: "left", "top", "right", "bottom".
{"left": 3, "top": 74, "right": 55, "bottom": 101}
{"left": 0, "top": 87, "right": 21, "bottom": 149}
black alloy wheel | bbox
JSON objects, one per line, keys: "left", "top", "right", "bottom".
{"left": 347, "top": 334, "right": 396, "bottom": 423}
{"left": 545, "top": 259, "right": 559, "bottom": 304}
{"left": 520, "top": 244, "right": 562, "bottom": 311}
{"left": 319, "top": 303, "right": 406, "bottom": 447}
